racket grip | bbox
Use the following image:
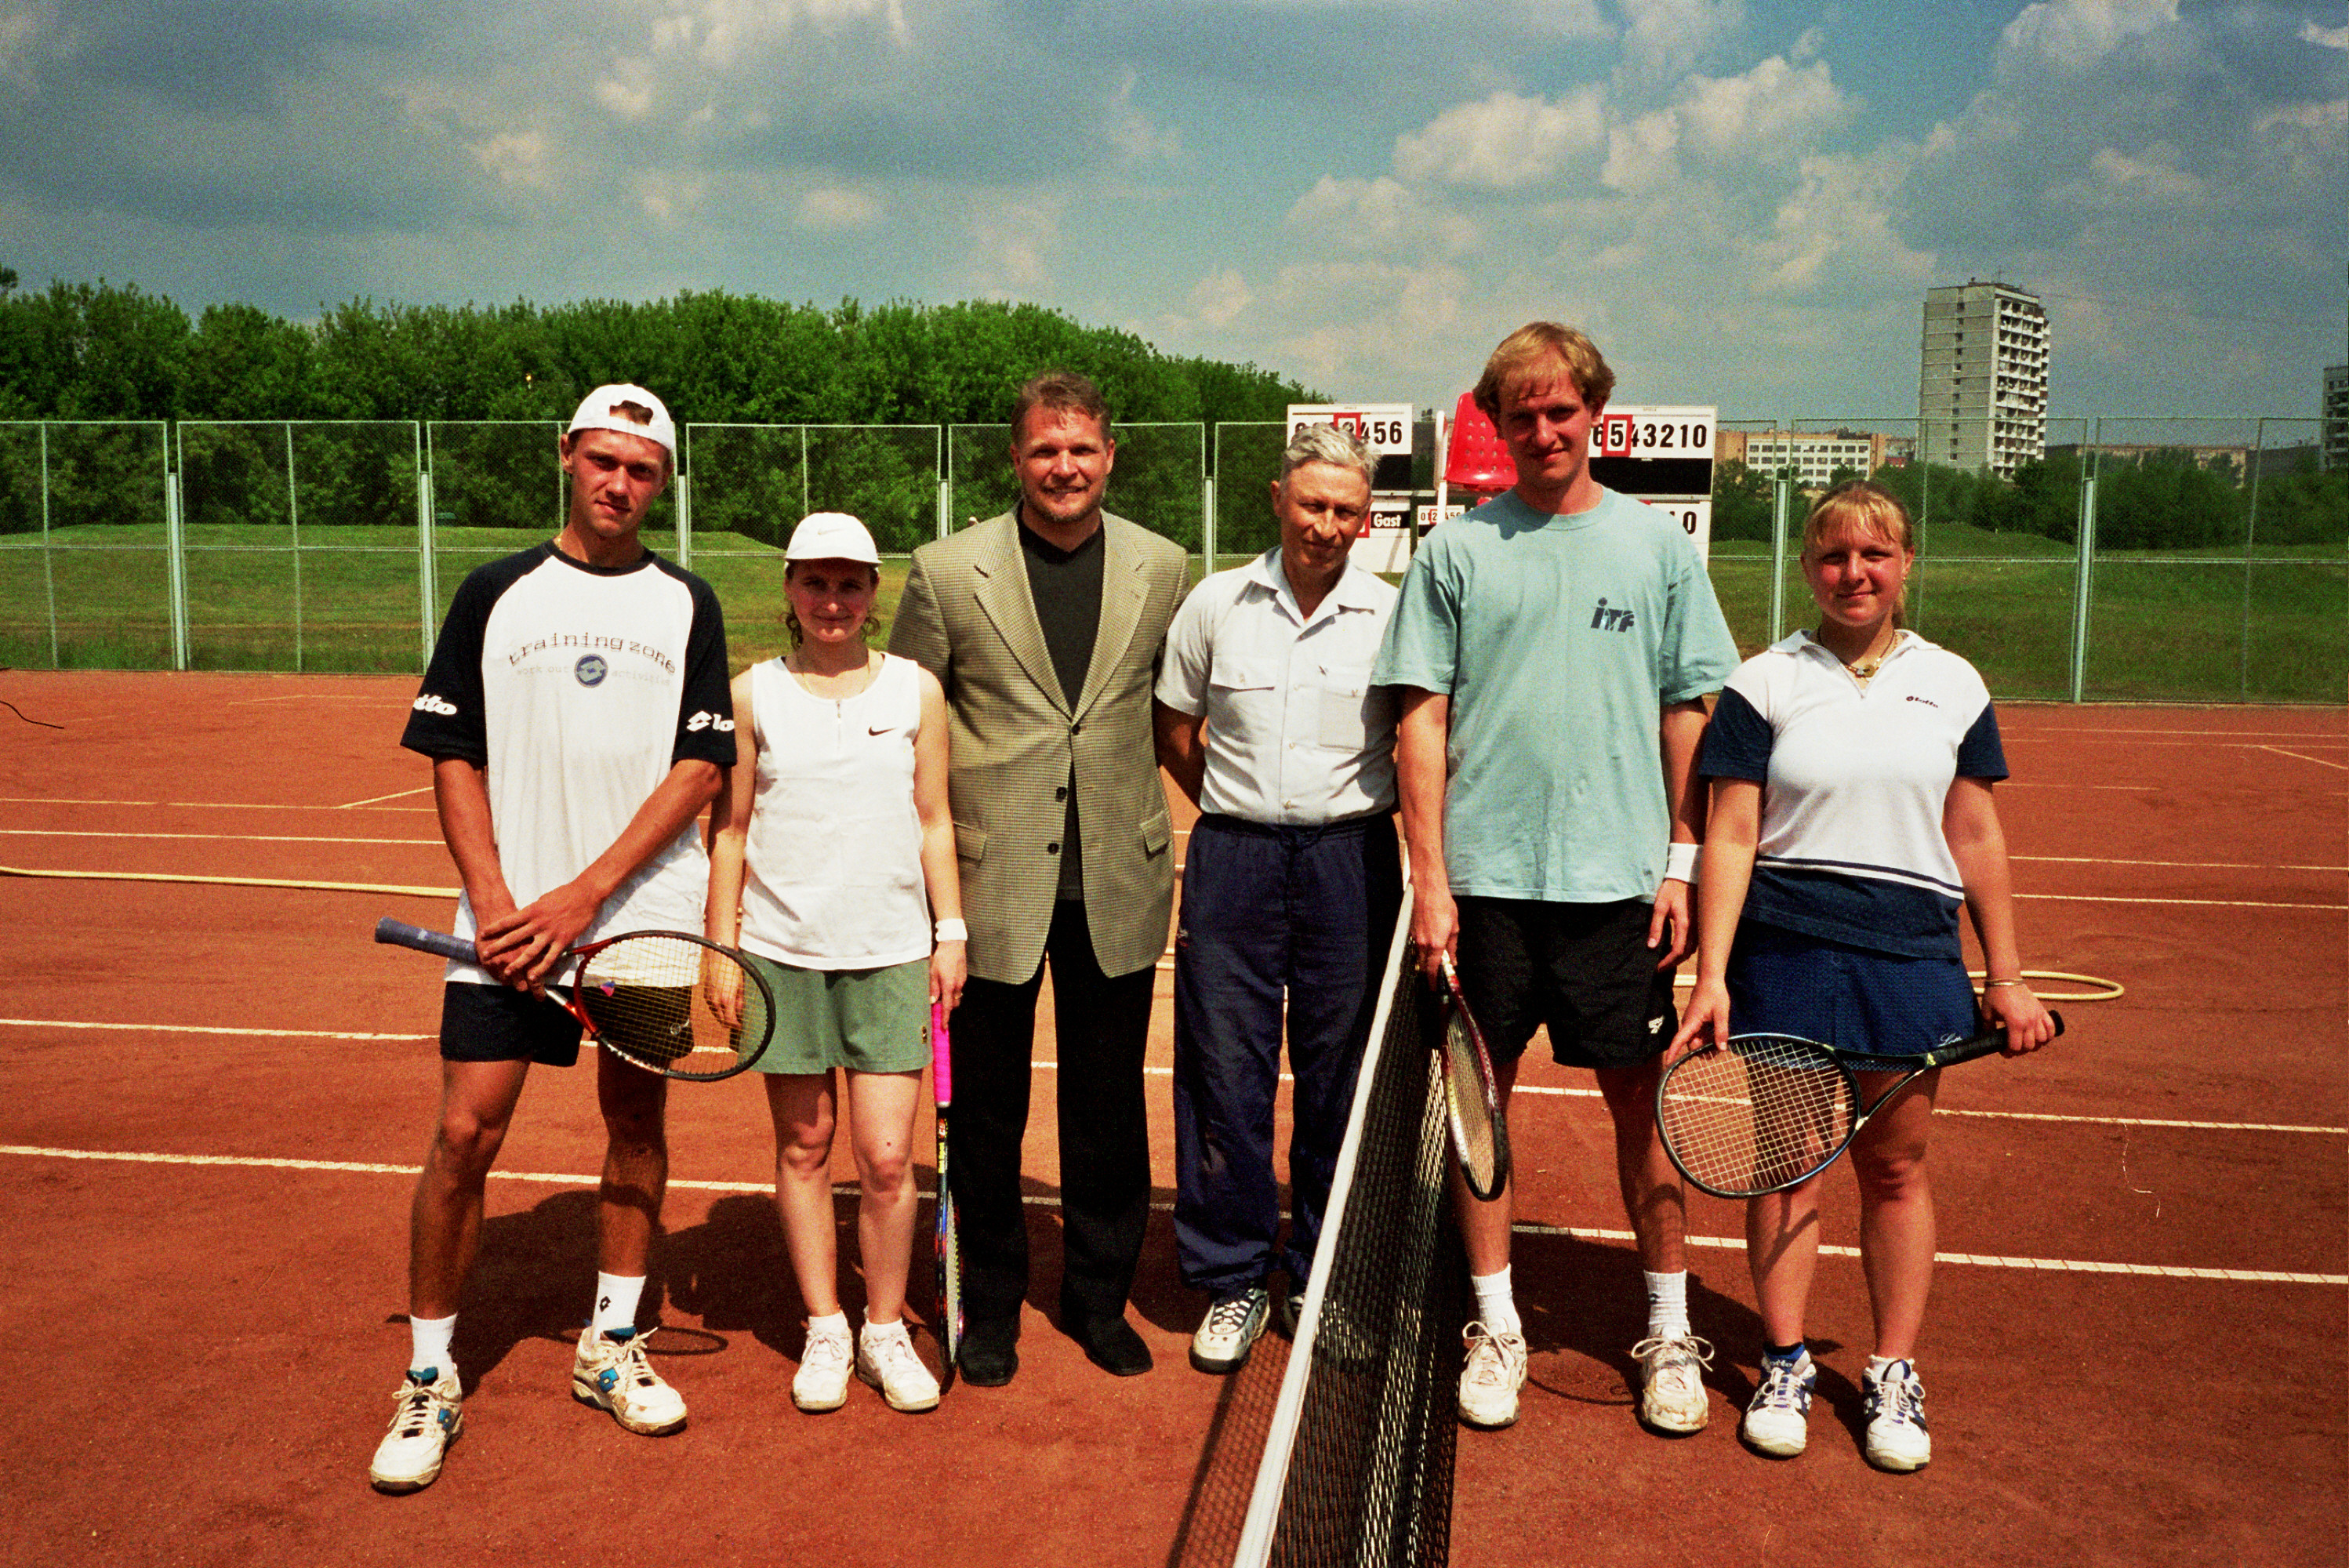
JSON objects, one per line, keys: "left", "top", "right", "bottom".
{"left": 931, "top": 1001, "right": 952, "bottom": 1106}
{"left": 374, "top": 916, "right": 479, "bottom": 965}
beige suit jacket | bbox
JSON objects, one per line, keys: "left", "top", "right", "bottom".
{"left": 890, "top": 511, "right": 1190, "bottom": 984}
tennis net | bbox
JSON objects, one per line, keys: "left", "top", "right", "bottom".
{"left": 1234, "top": 887, "right": 1466, "bottom": 1568}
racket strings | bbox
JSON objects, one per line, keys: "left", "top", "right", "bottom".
{"left": 575, "top": 935, "right": 772, "bottom": 1076}
{"left": 1659, "top": 1039, "right": 1859, "bottom": 1196}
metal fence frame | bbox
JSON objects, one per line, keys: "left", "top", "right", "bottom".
{"left": 2, "top": 416, "right": 2339, "bottom": 702}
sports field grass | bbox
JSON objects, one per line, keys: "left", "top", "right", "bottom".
{"left": 2, "top": 521, "right": 2340, "bottom": 702}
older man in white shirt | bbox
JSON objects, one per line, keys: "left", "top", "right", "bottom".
{"left": 1153, "top": 423, "right": 1401, "bottom": 1374}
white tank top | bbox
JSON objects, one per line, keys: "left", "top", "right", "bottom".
{"left": 739, "top": 652, "right": 931, "bottom": 969}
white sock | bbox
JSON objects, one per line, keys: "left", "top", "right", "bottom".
{"left": 592, "top": 1272, "right": 645, "bottom": 1336}
{"left": 808, "top": 1311, "right": 850, "bottom": 1338}
{"left": 1470, "top": 1268, "right": 1521, "bottom": 1337}
{"left": 408, "top": 1312, "right": 456, "bottom": 1377}
{"left": 1644, "top": 1270, "right": 1690, "bottom": 1339}
{"left": 1868, "top": 1354, "right": 1908, "bottom": 1377}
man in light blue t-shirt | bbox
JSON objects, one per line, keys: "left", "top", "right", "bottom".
{"left": 1372, "top": 321, "right": 1738, "bottom": 1436}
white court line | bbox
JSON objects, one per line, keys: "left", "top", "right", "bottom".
{"left": 0, "top": 829, "right": 441, "bottom": 846}
{"left": 5, "top": 1142, "right": 2337, "bottom": 1286}
{"left": 5, "top": 1026, "right": 2330, "bottom": 1138}
{"left": 0, "top": 1018, "right": 433, "bottom": 1040}
{"left": 1511, "top": 1220, "right": 2345, "bottom": 1287}
{"left": 2014, "top": 891, "right": 2347, "bottom": 911}
{"left": 0, "top": 796, "right": 430, "bottom": 813}
{"left": 2010, "top": 728, "right": 2347, "bottom": 743}
{"left": 339, "top": 785, "right": 434, "bottom": 808}
{"left": 2263, "top": 745, "right": 2348, "bottom": 772}
{"left": 2013, "top": 855, "right": 2347, "bottom": 873}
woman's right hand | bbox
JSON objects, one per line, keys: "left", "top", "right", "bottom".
{"left": 1665, "top": 977, "right": 1730, "bottom": 1066}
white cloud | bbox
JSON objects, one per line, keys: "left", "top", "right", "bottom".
{"left": 1599, "top": 109, "right": 1678, "bottom": 192}
{"left": 1615, "top": 0, "right": 1744, "bottom": 83}
{"left": 0, "top": 0, "right": 60, "bottom": 94}
{"left": 1392, "top": 88, "right": 1606, "bottom": 190}
{"left": 1106, "top": 68, "right": 1182, "bottom": 164}
{"left": 1284, "top": 174, "right": 1478, "bottom": 254}
{"left": 634, "top": 170, "right": 710, "bottom": 225}
{"left": 1187, "top": 267, "right": 1250, "bottom": 328}
{"left": 470, "top": 130, "right": 554, "bottom": 190}
{"left": 1676, "top": 55, "right": 1851, "bottom": 162}
{"left": 795, "top": 183, "right": 884, "bottom": 230}
{"left": 1997, "top": 0, "right": 2178, "bottom": 76}
{"left": 964, "top": 195, "right": 1062, "bottom": 296}
{"left": 2301, "top": 20, "right": 2349, "bottom": 51}
{"left": 595, "top": 56, "right": 655, "bottom": 122}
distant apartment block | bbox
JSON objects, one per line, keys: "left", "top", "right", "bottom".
{"left": 1718, "top": 430, "right": 1915, "bottom": 489}
{"left": 1919, "top": 281, "right": 2049, "bottom": 479}
{"left": 2325, "top": 363, "right": 2347, "bottom": 471}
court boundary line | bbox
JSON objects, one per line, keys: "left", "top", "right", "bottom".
{"left": 0, "top": 796, "right": 433, "bottom": 813}
{"left": 5, "top": 1023, "right": 2336, "bottom": 1136}
{"left": 5, "top": 1143, "right": 2337, "bottom": 1287}
{"left": 2, "top": 829, "right": 441, "bottom": 846}
{"left": 2262, "top": 745, "right": 2348, "bottom": 771}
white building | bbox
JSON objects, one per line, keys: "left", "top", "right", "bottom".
{"left": 2325, "top": 363, "right": 2347, "bottom": 472}
{"left": 1919, "top": 281, "right": 2049, "bottom": 479}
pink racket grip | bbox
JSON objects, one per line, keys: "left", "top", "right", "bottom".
{"left": 931, "top": 1002, "right": 952, "bottom": 1106}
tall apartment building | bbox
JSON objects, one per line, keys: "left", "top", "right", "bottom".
{"left": 1919, "top": 281, "right": 2049, "bottom": 479}
{"left": 2325, "top": 362, "right": 2347, "bottom": 472}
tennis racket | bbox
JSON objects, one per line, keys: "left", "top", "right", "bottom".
{"left": 1433, "top": 954, "right": 1511, "bottom": 1201}
{"left": 931, "top": 1000, "right": 961, "bottom": 1386}
{"left": 1656, "top": 1011, "right": 2065, "bottom": 1200}
{"left": 373, "top": 917, "right": 775, "bottom": 1081}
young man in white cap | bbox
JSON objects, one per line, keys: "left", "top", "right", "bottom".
{"left": 369, "top": 384, "right": 736, "bottom": 1494}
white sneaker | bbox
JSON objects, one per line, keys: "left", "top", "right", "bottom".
{"left": 572, "top": 1327, "right": 688, "bottom": 1435}
{"left": 1631, "top": 1334, "right": 1715, "bottom": 1433}
{"left": 1863, "top": 1359, "right": 1932, "bottom": 1472}
{"left": 369, "top": 1367, "right": 462, "bottom": 1494}
{"left": 1458, "top": 1322, "right": 1528, "bottom": 1429}
{"left": 793, "top": 1319, "right": 855, "bottom": 1413}
{"left": 1189, "top": 1286, "right": 1271, "bottom": 1374}
{"left": 1741, "top": 1350, "right": 1816, "bottom": 1457}
{"left": 857, "top": 1319, "right": 942, "bottom": 1413}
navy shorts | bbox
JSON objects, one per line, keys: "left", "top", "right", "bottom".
{"left": 1725, "top": 923, "right": 1980, "bottom": 1058}
{"left": 438, "top": 981, "right": 583, "bottom": 1067}
{"left": 1454, "top": 897, "right": 1677, "bottom": 1071}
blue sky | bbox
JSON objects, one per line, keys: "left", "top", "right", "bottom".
{"left": 2, "top": 0, "right": 2343, "bottom": 423}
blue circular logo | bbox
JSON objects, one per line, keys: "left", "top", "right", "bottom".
{"left": 575, "top": 654, "right": 608, "bottom": 687}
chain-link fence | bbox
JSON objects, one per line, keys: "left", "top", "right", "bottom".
{"left": 2, "top": 416, "right": 2339, "bottom": 703}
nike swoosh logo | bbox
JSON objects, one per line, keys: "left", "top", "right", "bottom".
{"left": 870, "top": 727, "right": 891, "bottom": 735}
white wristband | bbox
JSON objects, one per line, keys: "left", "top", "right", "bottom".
{"left": 934, "top": 919, "right": 968, "bottom": 943}
{"left": 1664, "top": 842, "right": 1699, "bottom": 884}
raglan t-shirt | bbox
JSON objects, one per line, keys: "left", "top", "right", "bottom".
{"left": 1697, "top": 630, "right": 2007, "bottom": 960}
{"left": 1371, "top": 486, "right": 1739, "bottom": 902}
{"left": 401, "top": 542, "right": 735, "bottom": 984}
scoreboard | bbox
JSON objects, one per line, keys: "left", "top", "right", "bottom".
{"left": 1590, "top": 405, "right": 1717, "bottom": 560}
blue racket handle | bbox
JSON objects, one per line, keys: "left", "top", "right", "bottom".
{"left": 374, "top": 917, "right": 479, "bottom": 965}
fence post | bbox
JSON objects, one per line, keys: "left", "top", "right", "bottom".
{"left": 2239, "top": 418, "right": 2263, "bottom": 702}
{"left": 165, "top": 431, "right": 189, "bottom": 672}
{"left": 285, "top": 423, "right": 305, "bottom": 673}
{"left": 39, "top": 423, "right": 57, "bottom": 669}
{"left": 2068, "top": 426, "right": 2098, "bottom": 702}
{"left": 1767, "top": 470, "right": 1791, "bottom": 641}
{"left": 418, "top": 447, "right": 437, "bottom": 669}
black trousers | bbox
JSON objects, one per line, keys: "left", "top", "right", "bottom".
{"left": 950, "top": 899, "right": 1156, "bottom": 1331}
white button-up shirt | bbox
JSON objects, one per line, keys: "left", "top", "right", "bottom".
{"left": 1156, "top": 549, "right": 1400, "bottom": 825}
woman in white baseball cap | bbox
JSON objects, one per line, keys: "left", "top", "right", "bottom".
{"left": 706, "top": 510, "right": 965, "bottom": 1415}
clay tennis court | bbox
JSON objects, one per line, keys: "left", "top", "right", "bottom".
{"left": 2, "top": 672, "right": 2340, "bottom": 1567}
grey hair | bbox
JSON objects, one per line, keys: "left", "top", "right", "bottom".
{"left": 1279, "top": 423, "right": 1375, "bottom": 488}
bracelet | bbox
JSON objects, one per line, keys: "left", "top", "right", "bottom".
{"left": 934, "top": 919, "right": 968, "bottom": 943}
{"left": 1982, "top": 978, "right": 2025, "bottom": 989}
{"left": 1664, "top": 842, "right": 1699, "bottom": 884}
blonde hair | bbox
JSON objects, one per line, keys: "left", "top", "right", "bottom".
{"left": 1802, "top": 481, "right": 1914, "bottom": 621}
{"left": 1471, "top": 322, "right": 1616, "bottom": 421}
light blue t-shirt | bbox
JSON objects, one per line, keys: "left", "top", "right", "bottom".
{"left": 1371, "top": 486, "right": 1738, "bottom": 903}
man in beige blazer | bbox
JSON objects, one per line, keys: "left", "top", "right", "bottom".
{"left": 890, "top": 370, "right": 1189, "bottom": 1385}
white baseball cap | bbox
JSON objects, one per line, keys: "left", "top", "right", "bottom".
{"left": 785, "top": 511, "right": 880, "bottom": 565}
{"left": 567, "top": 384, "right": 677, "bottom": 458}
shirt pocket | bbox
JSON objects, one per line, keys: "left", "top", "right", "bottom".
{"left": 1206, "top": 657, "right": 1282, "bottom": 749}
{"left": 1315, "top": 662, "right": 1385, "bottom": 750}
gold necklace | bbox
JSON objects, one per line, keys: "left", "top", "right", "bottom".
{"left": 1843, "top": 632, "right": 1898, "bottom": 684}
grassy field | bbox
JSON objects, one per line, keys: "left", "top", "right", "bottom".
{"left": 3, "top": 522, "right": 2340, "bottom": 703}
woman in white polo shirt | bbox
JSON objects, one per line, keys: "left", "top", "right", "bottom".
{"left": 1669, "top": 481, "right": 2055, "bottom": 1473}
{"left": 706, "top": 512, "right": 965, "bottom": 1416}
